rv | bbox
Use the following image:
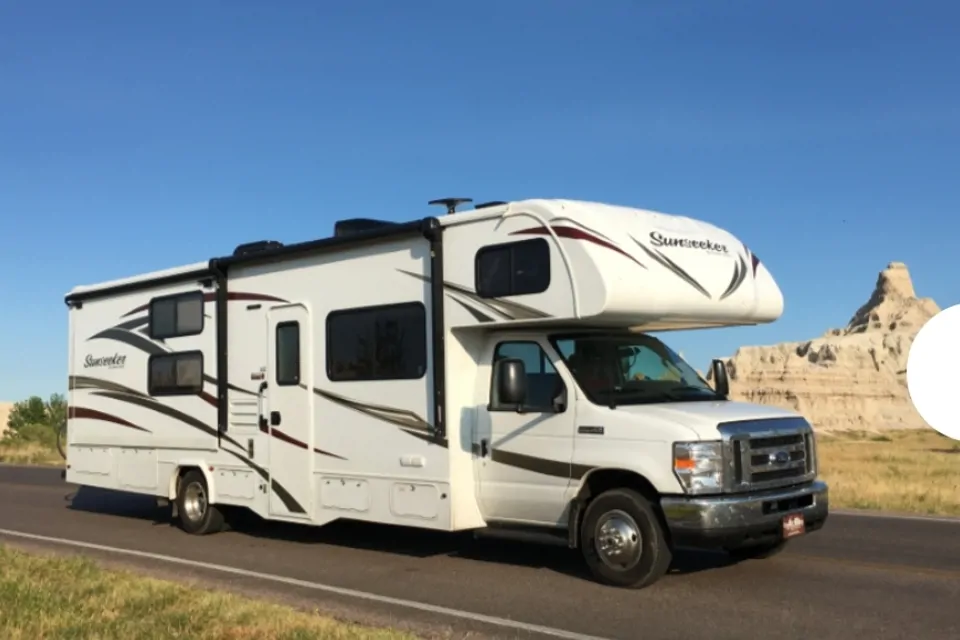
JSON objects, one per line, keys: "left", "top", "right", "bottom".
{"left": 63, "top": 197, "right": 828, "bottom": 589}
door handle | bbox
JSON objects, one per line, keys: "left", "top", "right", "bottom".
{"left": 480, "top": 438, "right": 489, "bottom": 457}
{"left": 270, "top": 411, "right": 281, "bottom": 426}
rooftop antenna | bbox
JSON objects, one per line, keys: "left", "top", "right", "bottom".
{"left": 428, "top": 197, "right": 473, "bottom": 214}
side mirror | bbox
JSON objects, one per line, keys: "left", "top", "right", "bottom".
{"left": 496, "top": 358, "right": 527, "bottom": 406}
{"left": 711, "top": 358, "right": 730, "bottom": 399}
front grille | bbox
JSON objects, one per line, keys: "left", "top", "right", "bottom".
{"left": 719, "top": 418, "right": 817, "bottom": 493}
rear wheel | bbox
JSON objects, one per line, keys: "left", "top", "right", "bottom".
{"left": 176, "top": 469, "right": 225, "bottom": 535}
{"left": 579, "top": 488, "right": 672, "bottom": 589}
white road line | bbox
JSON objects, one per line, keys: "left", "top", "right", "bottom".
{"left": 0, "top": 528, "right": 610, "bottom": 640}
{"left": 832, "top": 509, "right": 960, "bottom": 524}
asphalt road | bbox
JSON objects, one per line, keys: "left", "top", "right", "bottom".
{"left": 1, "top": 465, "right": 959, "bottom": 640}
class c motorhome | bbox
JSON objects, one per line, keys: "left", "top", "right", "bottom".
{"left": 63, "top": 197, "right": 828, "bottom": 589}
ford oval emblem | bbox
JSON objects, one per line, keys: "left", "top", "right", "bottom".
{"left": 770, "top": 450, "right": 790, "bottom": 464}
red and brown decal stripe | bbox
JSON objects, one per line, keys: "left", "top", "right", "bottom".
{"left": 68, "top": 406, "right": 151, "bottom": 433}
{"left": 199, "top": 390, "right": 218, "bottom": 408}
{"left": 509, "top": 224, "right": 647, "bottom": 269}
{"left": 256, "top": 421, "right": 347, "bottom": 460}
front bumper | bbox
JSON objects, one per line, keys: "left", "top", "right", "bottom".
{"left": 660, "top": 480, "right": 829, "bottom": 549}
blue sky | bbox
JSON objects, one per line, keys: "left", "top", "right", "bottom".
{"left": 1, "top": 0, "right": 958, "bottom": 401}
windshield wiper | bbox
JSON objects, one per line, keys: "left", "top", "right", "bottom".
{"left": 662, "top": 385, "right": 720, "bottom": 401}
{"left": 594, "top": 385, "right": 719, "bottom": 408}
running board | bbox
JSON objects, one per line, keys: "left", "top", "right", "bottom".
{"left": 472, "top": 524, "right": 570, "bottom": 547}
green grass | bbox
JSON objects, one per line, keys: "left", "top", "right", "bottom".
{"left": 0, "top": 545, "right": 420, "bottom": 639}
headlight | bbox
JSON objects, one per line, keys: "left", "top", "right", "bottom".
{"left": 673, "top": 441, "right": 724, "bottom": 494}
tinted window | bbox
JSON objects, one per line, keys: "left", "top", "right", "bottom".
{"left": 276, "top": 321, "right": 300, "bottom": 386}
{"left": 148, "top": 351, "right": 203, "bottom": 395}
{"left": 176, "top": 295, "right": 204, "bottom": 334}
{"left": 551, "top": 333, "right": 716, "bottom": 406}
{"left": 490, "top": 341, "right": 564, "bottom": 411}
{"left": 151, "top": 300, "right": 177, "bottom": 337}
{"left": 326, "top": 302, "right": 427, "bottom": 381}
{"left": 476, "top": 238, "right": 550, "bottom": 298}
{"left": 477, "top": 247, "right": 512, "bottom": 298}
{"left": 149, "top": 291, "right": 204, "bottom": 339}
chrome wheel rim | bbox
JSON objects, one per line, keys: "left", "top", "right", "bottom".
{"left": 183, "top": 481, "right": 207, "bottom": 522}
{"left": 595, "top": 509, "right": 642, "bottom": 570}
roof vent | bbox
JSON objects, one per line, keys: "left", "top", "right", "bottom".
{"left": 333, "top": 218, "right": 397, "bottom": 238}
{"left": 474, "top": 201, "right": 507, "bottom": 209}
{"left": 232, "top": 240, "right": 284, "bottom": 256}
{"left": 428, "top": 197, "right": 473, "bottom": 214}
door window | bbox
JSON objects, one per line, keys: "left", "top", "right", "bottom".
{"left": 489, "top": 341, "right": 565, "bottom": 412}
{"left": 276, "top": 321, "right": 300, "bottom": 386}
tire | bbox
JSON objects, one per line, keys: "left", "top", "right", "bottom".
{"left": 175, "top": 469, "right": 225, "bottom": 535}
{"left": 726, "top": 539, "right": 788, "bottom": 561}
{"left": 579, "top": 488, "right": 673, "bottom": 589}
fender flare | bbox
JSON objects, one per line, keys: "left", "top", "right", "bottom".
{"left": 168, "top": 461, "right": 216, "bottom": 504}
{"left": 565, "top": 467, "right": 665, "bottom": 549}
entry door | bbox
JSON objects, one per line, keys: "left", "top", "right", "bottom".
{"left": 266, "top": 303, "right": 313, "bottom": 519}
{"left": 475, "top": 338, "right": 577, "bottom": 526}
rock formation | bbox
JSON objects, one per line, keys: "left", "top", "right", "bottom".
{"left": 0, "top": 402, "right": 12, "bottom": 438}
{"left": 713, "top": 262, "right": 940, "bottom": 432}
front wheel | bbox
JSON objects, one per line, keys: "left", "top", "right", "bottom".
{"left": 579, "top": 488, "right": 673, "bottom": 589}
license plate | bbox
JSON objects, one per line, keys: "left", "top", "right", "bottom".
{"left": 782, "top": 513, "right": 806, "bottom": 538}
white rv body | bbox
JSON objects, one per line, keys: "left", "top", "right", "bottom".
{"left": 64, "top": 198, "right": 828, "bottom": 588}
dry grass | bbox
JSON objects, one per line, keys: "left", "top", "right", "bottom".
{"left": 0, "top": 545, "right": 419, "bottom": 640}
{"left": 816, "top": 428, "right": 960, "bottom": 516}
{"left": 0, "top": 440, "right": 63, "bottom": 466}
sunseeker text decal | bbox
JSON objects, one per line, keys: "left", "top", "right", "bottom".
{"left": 84, "top": 353, "right": 127, "bottom": 369}
{"left": 649, "top": 231, "right": 728, "bottom": 254}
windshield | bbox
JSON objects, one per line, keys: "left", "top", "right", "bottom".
{"left": 548, "top": 332, "right": 719, "bottom": 407}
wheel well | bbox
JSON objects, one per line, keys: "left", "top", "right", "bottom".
{"left": 567, "top": 468, "right": 669, "bottom": 549}
{"left": 170, "top": 465, "right": 206, "bottom": 500}
{"left": 577, "top": 469, "right": 660, "bottom": 504}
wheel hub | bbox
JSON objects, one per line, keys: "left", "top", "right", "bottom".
{"left": 183, "top": 481, "right": 207, "bottom": 522}
{"left": 596, "top": 510, "right": 642, "bottom": 569}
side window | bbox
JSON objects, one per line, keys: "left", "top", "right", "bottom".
{"left": 490, "top": 341, "right": 564, "bottom": 411}
{"left": 276, "top": 321, "right": 300, "bottom": 386}
{"left": 326, "top": 302, "right": 427, "bottom": 381}
{"left": 149, "top": 291, "right": 204, "bottom": 339}
{"left": 148, "top": 351, "right": 203, "bottom": 396}
{"left": 475, "top": 238, "right": 550, "bottom": 298}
